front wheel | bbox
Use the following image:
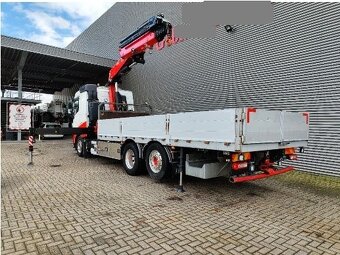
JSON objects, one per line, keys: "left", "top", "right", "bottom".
{"left": 122, "top": 143, "right": 142, "bottom": 176}
{"left": 145, "top": 143, "right": 170, "bottom": 181}
{"left": 76, "top": 137, "right": 84, "bottom": 157}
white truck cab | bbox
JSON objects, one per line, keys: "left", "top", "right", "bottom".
{"left": 72, "top": 84, "right": 135, "bottom": 129}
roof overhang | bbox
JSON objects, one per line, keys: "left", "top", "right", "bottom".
{"left": 1, "top": 35, "right": 115, "bottom": 94}
{"left": 1, "top": 97, "right": 41, "bottom": 105}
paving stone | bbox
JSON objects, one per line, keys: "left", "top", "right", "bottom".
{"left": 1, "top": 140, "right": 340, "bottom": 255}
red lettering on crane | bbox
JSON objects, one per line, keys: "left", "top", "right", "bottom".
{"left": 154, "top": 28, "right": 185, "bottom": 51}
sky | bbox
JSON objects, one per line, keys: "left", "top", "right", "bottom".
{"left": 1, "top": 1, "right": 114, "bottom": 47}
{"left": 1, "top": 1, "right": 114, "bottom": 103}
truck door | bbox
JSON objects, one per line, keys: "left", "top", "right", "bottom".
{"left": 72, "top": 92, "right": 89, "bottom": 128}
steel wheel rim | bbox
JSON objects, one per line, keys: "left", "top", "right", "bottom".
{"left": 149, "top": 150, "right": 162, "bottom": 173}
{"left": 125, "top": 149, "right": 135, "bottom": 169}
{"left": 77, "top": 139, "right": 82, "bottom": 153}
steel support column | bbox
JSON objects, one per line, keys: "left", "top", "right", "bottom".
{"left": 17, "top": 51, "right": 28, "bottom": 141}
{"left": 17, "top": 68, "right": 22, "bottom": 141}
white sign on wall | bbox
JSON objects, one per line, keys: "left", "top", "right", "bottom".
{"left": 9, "top": 104, "right": 31, "bottom": 130}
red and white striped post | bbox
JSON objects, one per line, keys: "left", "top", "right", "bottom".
{"left": 28, "top": 135, "right": 34, "bottom": 165}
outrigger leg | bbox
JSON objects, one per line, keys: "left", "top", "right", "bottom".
{"left": 176, "top": 147, "right": 185, "bottom": 192}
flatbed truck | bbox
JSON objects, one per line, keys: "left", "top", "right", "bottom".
{"left": 31, "top": 14, "right": 309, "bottom": 185}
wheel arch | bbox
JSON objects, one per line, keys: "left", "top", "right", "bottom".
{"left": 122, "top": 139, "right": 142, "bottom": 159}
{"left": 73, "top": 133, "right": 88, "bottom": 148}
{"left": 142, "top": 141, "right": 173, "bottom": 163}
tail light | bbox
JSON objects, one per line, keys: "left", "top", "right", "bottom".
{"left": 285, "top": 148, "right": 295, "bottom": 155}
{"left": 232, "top": 161, "right": 248, "bottom": 171}
{"left": 285, "top": 148, "right": 297, "bottom": 160}
{"left": 231, "top": 152, "right": 251, "bottom": 162}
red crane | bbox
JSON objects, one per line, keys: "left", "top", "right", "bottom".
{"left": 107, "top": 14, "right": 173, "bottom": 111}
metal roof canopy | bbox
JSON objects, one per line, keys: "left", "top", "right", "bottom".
{"left": 1, "top": 35, "right": 115, "bottom": 94}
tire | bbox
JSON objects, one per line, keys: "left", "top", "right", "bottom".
{"left": 76, "top": 137, "right": 84, "bottom": 157}
{"left": 83, "top": 139, "right": 91, "bottom": 158}
{"left": 122, "top": 143, "right": 142, "bottom": 176}
{"left": 74, "top": 135, "right": 79, "bottom": 150}
{"left": 145, "top": 143, "right": 170, "bottom": 181}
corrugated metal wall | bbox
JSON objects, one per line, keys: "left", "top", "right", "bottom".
{"left": 67, "top": 2, "right": 340, "bottom": 176}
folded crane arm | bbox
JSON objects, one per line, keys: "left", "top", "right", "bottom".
{"left": 108, "top": 14, "right": 172, "bottom": 83}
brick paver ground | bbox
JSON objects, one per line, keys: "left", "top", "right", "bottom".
{"left": 1, "top": 140, "right": 340, "bottom": 255}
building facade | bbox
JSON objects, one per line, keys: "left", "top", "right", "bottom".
{"left": 66, "top": 2, "right": 340, "bottom": 176}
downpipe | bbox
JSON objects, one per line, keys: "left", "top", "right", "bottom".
{"left": 229, "top": 166, "right": 294, "bottom": 183}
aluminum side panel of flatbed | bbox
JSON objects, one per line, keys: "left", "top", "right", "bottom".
{"left": 168, "top": 109, "right": 236, "bottom": 143}
{"left": 97, "top": 109, "right": 238, "bottom": 151}
{"left": 97, "top": 108, "right": 308, "bottom": 152}
{"left": 242, "top": 109, "right": 282, "bottom": 144}
{"left": 281, "top": 111, "right": 309, "bottom": 141}
{"left": 122, "top": 114, "right": 168, "bottom": 140}
{"left": 98, "top": 114, "right": 167, "bottom": 141}
{"left": 241, "top": 108, "right": 309, "bottom": 151}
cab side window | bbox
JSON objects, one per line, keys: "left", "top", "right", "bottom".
{"left": 73, "top": 97, "right": 79, "bottom": 114}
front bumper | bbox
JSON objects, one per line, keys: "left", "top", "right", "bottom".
{"left": 229, "top": 166, "right": 294, "bottom": 183}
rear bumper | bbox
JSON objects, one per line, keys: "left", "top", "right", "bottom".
{"left": 229, "top": 166, "right": 294, "bottom": 183}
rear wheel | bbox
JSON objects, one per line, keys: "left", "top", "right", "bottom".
{"left": 122, "top": 143, "right": 142, "bottom": 176}
{"left": 145, "top": 143, "right": 170, "bottom": 181}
